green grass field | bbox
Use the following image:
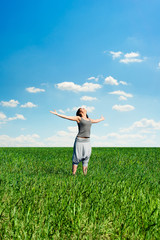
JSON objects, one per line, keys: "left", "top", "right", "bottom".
{"left": 0, "top": 147, "right": 160, "bottom": 239}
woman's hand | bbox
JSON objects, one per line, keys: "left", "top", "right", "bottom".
{"left": 101, "top": 115, "right": 105, "bottom": 121}
{"left": 50, "top": 110, "right": 58, "bottom": 115}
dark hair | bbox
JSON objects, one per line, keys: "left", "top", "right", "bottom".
{"left": 76, "top": 108, "right": 89, "bottom": 118}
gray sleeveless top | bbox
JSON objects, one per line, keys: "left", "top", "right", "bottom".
{"left": 77, "top": 118, "right": 92, "bottom": 138}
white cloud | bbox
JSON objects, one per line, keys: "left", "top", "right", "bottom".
{"left": 90, "top": 132, "right": 156, "bottom": 147}
{"left": 0, "top": 112, "right": 7, "bottom": 127}
{"left": 109, "top": 90, "right": 133, "bottom": 101}
{"left": 57, "top": 131, "right": 71, "bottom": 137}
{"left": 0, "top": 99, "right": 19, "bottom": 107}
{"left": 104, "top": 77, "right": 128, "bottom": 86}
{"left": 56, "top": 82, "right": 101, "bottom": 92}
{"left": 120, "top": 58, "right": 143, "bottom": 64}
{"left": 57, "top": 105, "right": 95, "bottom": 114}
{"left": 2, "top": 123, "right": 158, "bottom": 147}
{"left": 67, "top": 126, "right": 78, "bottom": 133}
{"left": 45, "top": 126, "right": 78, "bottom": 147}
{"left": 45, "top": 135, "right": 74, "bottom": 147}
{"left": 109, "top": 90, "right": 133, "bottom": 98}
{"left": 82, "top": 106, "right": 95, "bottom": 113}
{"left": 80, "top": 96, "right": 97, "bottom": 101}
{"left": 157, "top": 62, "right": 160, "bottom": 69}
{"left": 119, "top": 96, "right": 127, "bottom": 101}
{"left": 26, "top": 87, "right": 45, "bottom": 93}
{"left": 109, "top": 50, "right": 145, "bottom": 64}
{"left": 91, "top": 132, "right": 155, "bottom": 147}
{"left": 120, "top": 118, "right": 160, "bottom": 133}
{"left": 0, "top": 112, "right": 7, "bottom": 120}
{"left": 120, "top": 81, "right": 128, "bottom": 85}
{"left": 104, "top": 76, "right": 119, "bottom": 85}
{"left": 58, "top": 109, "right": 65, "bottom": 114}
{"left": 120, "top": 52, "right": 144, "bottom": 64}
{"left": 0, "top": 134, "right": 42, "bottom": 147}
{"left": 112, "top": 104, "right": 135, "bottom": 112}
{"left": 45, "top": 130, "right": 149, "bottom": 147}
{"left": 124, "top": 52, "right": 140, "bottom": 58}
{"left": 107, "top": 132, "right": 145, "bottom": 140}
{"left": 8, "top": 114, "right": 26, "bottom": 121}
{"left": 57, "top": 108, "right": 71, "bottom": 114}
{"left": 72, "top": 105, "right": 95, "bottom": 113}
{"left": 0, "top": 113, "right": 25, "bottom": 127}
{"left": 20, "top": 102, "right": 37, "bottom": 108}
{"left": 56, "top": 127, "right": 78, "bottom": 137}
{"left": 109, "top": 51, "right": 123, "bottom": 59}
{"left": 88, "top": 76, "right": 99, "bottom": 81}
{"left": 44, "top": 128, "right": 160, "bottom": 147}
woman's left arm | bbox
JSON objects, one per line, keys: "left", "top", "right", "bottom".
{"left": 90, "top": 116, "right": 105, "bottom": 123}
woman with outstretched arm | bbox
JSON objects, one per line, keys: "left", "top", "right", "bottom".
{"left": 50, "top": 107, "right": 104, "bottom": 175}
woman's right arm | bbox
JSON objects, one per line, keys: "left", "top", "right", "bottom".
{"left": 50, "top": 110, "right": 80, "bottom": 122}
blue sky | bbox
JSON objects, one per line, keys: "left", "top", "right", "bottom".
{"left": 0, "top": 0, "right": 160, "bottom": 147}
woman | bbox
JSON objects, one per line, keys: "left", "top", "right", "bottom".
{"left": 50, "top": 108, "right": 104, "bottom": 175}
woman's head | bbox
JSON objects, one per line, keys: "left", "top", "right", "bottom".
{"left": 76, "top": 108, "right": 89, "bottom": 118}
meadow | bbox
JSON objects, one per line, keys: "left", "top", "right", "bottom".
{"left": 0, "top": 147, "right": 160, "bottom": 239}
